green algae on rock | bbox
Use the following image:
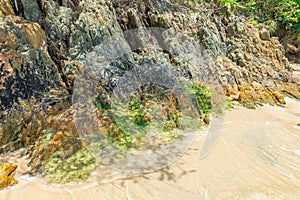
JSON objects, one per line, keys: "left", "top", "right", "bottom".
{"left": 0, "top": 163, "right": 18, "bottom": 190}
{"left": 42, "top": 148, "right": 96, "bottom": 183}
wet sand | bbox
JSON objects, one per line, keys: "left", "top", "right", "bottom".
{"left": 1, "top": 98, "right": 300, "bottom": 200}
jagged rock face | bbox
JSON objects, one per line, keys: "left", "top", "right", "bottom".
{"left": 2, "top": 0, "right": 296, "bottom": 112}
{"left": 0, "top": 163, "right": 18, "bottom": 190}
{"left": 0, "top": 0, "right": 122, "bottom": 112}
{"left": 39, "top": 0, "right": 122, "bottom": 91}
{"left": 0, "top": 15, "right": 66, "bottom": 112}
{"left": 0, "top": 11, "right": 68, "bottom": 152}
{"left": 206, "top": 19, "right": 299, "bottom": 107}
{"left": 114, "top": 1, "right": 299, "bottom": 107}
{"left": 0, "top": 0, "right": 120, "bottom": 153}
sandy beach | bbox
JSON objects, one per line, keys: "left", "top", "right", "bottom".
{"left": 1, "top": 98, "right": 300, "bottom": 200}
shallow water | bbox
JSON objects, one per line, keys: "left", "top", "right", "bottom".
{"left": 1, "top": 98, "right": 300, "bottom": 200}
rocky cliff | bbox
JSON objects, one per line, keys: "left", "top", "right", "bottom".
{"left": 0, "top": 0, "right": 299, "bottom": 182}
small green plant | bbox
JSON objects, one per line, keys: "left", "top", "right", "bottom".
{"left": 107, "top": 127, "right": 134, "bottom": 150}
{"left": 163, "top": 120, "right": 177, "bottom": 132}
{"left": 218, "top": 0, "right": 242, "bottom": 13}
{"left": 225, "top": 97, "right": 234, "bottom": 110}
{"left": 128, "top": 94, "right": 150, "bottom": 126}
{"left": 191, "top": 84, "right": 212, "bottom": 115}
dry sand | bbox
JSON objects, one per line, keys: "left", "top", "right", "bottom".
{"left": 0, "top": 98, "right": 300, "bottom": 200}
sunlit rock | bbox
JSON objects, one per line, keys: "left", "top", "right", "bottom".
{"left": 0, "top": 163, "right": 18, "bottom": 190}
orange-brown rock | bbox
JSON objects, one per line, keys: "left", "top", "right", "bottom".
{"left": 0, "top": 163, "right": 18, "bottom": 190}
{"left": 0, "top": 0, "right": 15, "bottom": 17}
{"left": 236, "top": 84, "right": 287, "bottom": 108}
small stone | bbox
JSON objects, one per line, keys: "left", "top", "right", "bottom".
{"left": 272, "top": 91, "right": 286, "bottom": 105}
{"left": 203, "top": 115, "right": 210, "bottom": 124}
{"left": 259, "top": 29, "right": 270, "bottom": 41}
{"left": 297, "top": 123, "right": 300, "bottom": 126}
{"left": 0, "top": 163, "right": 18, "bottom": 190}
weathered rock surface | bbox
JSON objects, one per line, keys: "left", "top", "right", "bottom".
{"left": 114, "top": 1, "right": 299, "bottom": 108}
{"left": 0, "top": 0, "right": 299, "bottom": 178}
{"left": 0, "top": 163, "right": 18, "bottom": 190}
{"left": 0, "top": 15, "right": 66, "bottom": 113}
